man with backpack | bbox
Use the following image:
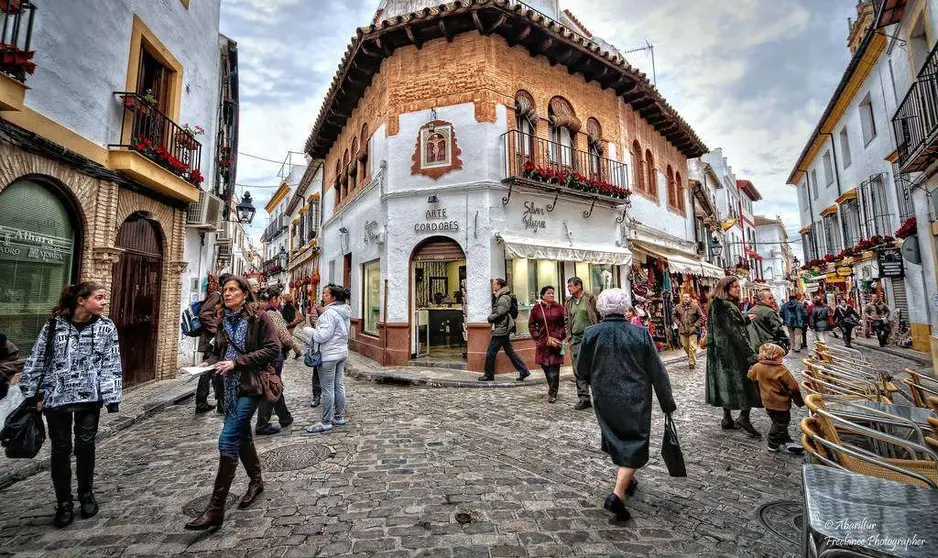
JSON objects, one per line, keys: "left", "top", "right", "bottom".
{"left": 479, "top": 278, "right": 530, "bottom": 382}
{"left": 565, "top": 277, "right": 599, "bottom": 410}
{"left": 195, "top": 273, "right": 230, "bottom": 414}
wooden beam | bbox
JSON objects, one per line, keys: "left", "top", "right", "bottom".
{"left": 517, "top": 24, "right": 532, "bottom": 43}
{"left": 473, "top": 12, "right": 486, "bottom": 35}
{"left": 439, "top": 19, "right": 453, "bottom": 42}
{"left": 532, "top": 35, "right": 552, "bottom": 57}
{"left": 360, "top": 43, "right": 382, "bottom": 59}
{"left": 375, "top": 37, "right": 393, "bottom": 57}
{"left": 644, "top": 114, "right": 666, "bottom": 125}
{"left": 623, "top": 90, "right": 646, "bottom": 103}
{"left": 567, "top": 52, "right": 584, "bottom": 74}
{"left": 405, "top": 26, "right": 422, "bottom": 49}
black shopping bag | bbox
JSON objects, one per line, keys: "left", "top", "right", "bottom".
{"left": 661, "top": 413, "right": 686, "bottom": 477}
{"left": 0, "top": 397, "right": 46, "bottom": 459}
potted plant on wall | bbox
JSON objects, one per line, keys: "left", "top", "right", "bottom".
{"left": 122, "top": 89, "right": 156, "bottom": 113}
{"left": 0, "top": 0, "right": 23, "bottom": 14}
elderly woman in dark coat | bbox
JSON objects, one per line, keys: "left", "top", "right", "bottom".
{"left": 577, "top": 288, "right": 677, "bottom": 522}
{"left": 527, "top": 285, "right": 566, "bottom": 403}
{"left": 706, "top": 276, "right": 762, "bottom": 437}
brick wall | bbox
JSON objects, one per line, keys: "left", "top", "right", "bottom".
{"left": 320, "top": 33, "right": 690, "bottom": 201}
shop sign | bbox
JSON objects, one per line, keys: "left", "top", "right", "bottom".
{"left": 877, "top": 247, "right": 905, "bottom": 279}
{"left": 0, "top": 225, "right": 72, "bottom": 264}
{"left": 836, "top": 266, "right": 852, "bottom": 277}
{"left": 415, "top": 207, "right": 460, "bottom": 233}
{"left": 521, "top": 201, "right": 548, "bottom": 233}
{"left": 825, "top": 273, "right": 846, "bottom": 284}
{"left": 363, "top": 220, "right": 381, "bottom": 243}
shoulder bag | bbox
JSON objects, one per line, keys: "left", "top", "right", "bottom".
{"left": 661, "top": 413, "right": 687, "bottom": 477}
{"left": 0, "top": 317, "right": 54, "bottom": 458}
{"left": 223, "top": 327, "right": 283, "bottom": 404}
{"left": 539, "top": 304, "right": 562, "bottom": 349}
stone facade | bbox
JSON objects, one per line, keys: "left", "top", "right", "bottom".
{"left": 0, "top": 142, "right": 186, "bottom": 382}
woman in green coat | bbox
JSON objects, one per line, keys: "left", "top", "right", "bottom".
{"left": 705, "top": 276, "right": 762, "bottom": 437}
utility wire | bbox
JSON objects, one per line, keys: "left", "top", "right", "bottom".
{"left": 238, "top": 150, "right": 306, "bottom": 165}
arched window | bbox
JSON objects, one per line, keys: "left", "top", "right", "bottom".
{"left": 631, "top": 140, "right": 643, "bottom": 193}
{"left": 342, "top": 149, "right": 350, "bottom": 198}
{"left": 514, "top": 90, "right": 537, "bottom": 160}
{"left": 334, "top": 160, "right": 342, "bottom": 206}
{"left": 666, "top": 165, "right": 676, "bottom": 208}
{"left": 350, "top": 137, "right": 359, "bottom": 187}
{"left": 587, "top": 117, "right": 604, "bottom": 179}
{"left": 359, "top": 123, "right": 370, "bottom": 182}
{"left": 645, "top": 149, "right": 656, "bottom": 198}
{"left": 676, "top": 171, "right": 685, "bottom": 213}
{"left": 548, "top": 96, "right": 580, "bottom": 168}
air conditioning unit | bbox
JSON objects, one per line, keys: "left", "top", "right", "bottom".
{"left": 186, "top": 190, "right": 223, "bottom": 230}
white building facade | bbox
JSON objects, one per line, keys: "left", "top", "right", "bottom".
{"left": 755, "top": 216, "right": 794, "bottom": 303}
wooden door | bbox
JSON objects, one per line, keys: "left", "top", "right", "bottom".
{"left": 343, "top": 253, "right": 352, "bottom": 289}
{"left": 111, "top": 215, "right": 163, "bottom": 387}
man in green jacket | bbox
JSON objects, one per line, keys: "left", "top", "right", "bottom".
{"left": 748, "top": 290, "right": 790, "bottom": 352}
{"left": 565, "top": 277, "right": 599, "bottom": 410}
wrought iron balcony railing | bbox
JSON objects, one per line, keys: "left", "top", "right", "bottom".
{"left": 893, "top": 41, "right": 938, "bottom": 173}
{"left": 501, "top": 130, "right": 630, "bottom": 212}
{"left": 0, "top": 0, "right": 36, "bottom": 83}
{"left": 111, "top": 92, "right": 204, "bottom": 187}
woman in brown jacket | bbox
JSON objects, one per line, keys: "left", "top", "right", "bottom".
{"left": 528, "top": 286, "right": 566, "bottom": 403}
{"left": 186, "top": 276, "right": 281, "bottom": 531}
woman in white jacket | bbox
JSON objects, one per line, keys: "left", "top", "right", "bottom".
{"left": 305, "top": 285, "right": 352, "bottom": 433}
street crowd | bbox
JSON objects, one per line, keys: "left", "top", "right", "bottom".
{"left": 0, "top": 272, "right": 906, "bottom": 529}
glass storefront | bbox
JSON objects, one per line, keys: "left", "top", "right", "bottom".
{"left": 574, "top": 263, "right": 620, "bottom": 296}
{"left": 363, "top": 259, "right": 380, "bottom": 336}
{"left": 0, "top": 179, "right": 78, "bottom": 351}
{"left": 506, "top": 258, "right": 561, "bottom": 335}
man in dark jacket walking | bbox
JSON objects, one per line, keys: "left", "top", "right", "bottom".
{"left": 479, "top": 279, "right": 530, "bottom": 382}
{"left": 196, "top": 273, "right": 230, "bottom": 413}
{"left": 565, "top": 277, "right": 599, "bottom": 410}
{"left": 748, "top": 290, "right": 790, "bottom": 352}
{"left": 779, "top": 294, "right": 808, "bottom": 352}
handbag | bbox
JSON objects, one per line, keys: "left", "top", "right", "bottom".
{"left": 304, "top": 344, "right": 322, "bottom": 368}
{"left": 538, "top": 304, "right": 562, "bottom": 349}
{"left": 223, "top": 328, "right": 283, "bottom": 404}
{"left": 661, "top": 413, "right": 687, "bottom": 477}
{"left": 0, "top": 317, "right": 54, "bottom": 459}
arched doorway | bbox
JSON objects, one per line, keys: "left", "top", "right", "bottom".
{"left": 0, "top": 177, "right": 81, "bottom": 351}
{"left": 410, "top": 236, "right": 466, "bottom": 362}
{"left": 111, "top": 212, "right": 163, "bottom": 386}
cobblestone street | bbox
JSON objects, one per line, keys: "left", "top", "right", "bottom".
{"left": 0, "top": 345, "right": 929, "bottom": 558}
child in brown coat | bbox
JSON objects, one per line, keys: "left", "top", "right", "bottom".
{"left": 747, "top": 343, "right": 804, "bottom": 454}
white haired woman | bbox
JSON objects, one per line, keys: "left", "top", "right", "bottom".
{"left": 576, "top": 288, "right": 677, "bottom": 522}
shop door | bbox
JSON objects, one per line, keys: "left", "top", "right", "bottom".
{"left": 890, "top": 278, "right": 909, "bottom": 326}
{"left": 410, "top": 237, "right": 467, "bottom": 360}
{"left": 111, "top": 214, "right": 163, "bottom": 386}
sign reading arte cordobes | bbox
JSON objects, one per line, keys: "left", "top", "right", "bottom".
{"left": 522, "top": 201, "right": 547, "bottom": 233}
{"left": 415, "top": 207, "right": 459, "bottom": 233}
{"left": 0, "top": 225, "right": 72, "bottom": 264}
{"left": 877, "top": 247, "right": 905, "bottom": 279}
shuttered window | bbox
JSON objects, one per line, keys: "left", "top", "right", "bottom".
{"left": 0, "top": 180, "right": 78, "bottom": 351}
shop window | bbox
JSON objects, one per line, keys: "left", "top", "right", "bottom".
{"left": 0, "top": 179, "right": 79, "bottom": 351}
{"left": 574, "top": 263, "right": 620, "bottom": 297}
{"left": 506, "top": 259, "right": 560, "bottom": 336}
{"left": 411, "top": 120, "right": 463, "bottom": 180}
{"left": 362, "top": 260, "right": 380, "bottom": 336}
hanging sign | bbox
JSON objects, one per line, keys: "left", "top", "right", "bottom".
{"left": 877, "top": 247, "right": 905, "bottom": 279}
{"left": 836, "top": 266, "right": 852, "bottom": 277}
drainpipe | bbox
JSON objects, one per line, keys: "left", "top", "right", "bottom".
{"left": 798, "top": 168, "right": 819, "bottom": 260}
{"left": 821, "top": 132, "right": 847, "bottom": 250}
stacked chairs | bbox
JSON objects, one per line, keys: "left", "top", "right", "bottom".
{"left": 812, "top": 343, "right": 905, "bottom": 402}
{"left": 904, "top": 370, "right": 938, "bottom": 408}
{"left": 801, "top": 394, "right": 938, "bottom": 489}
{"left": 800, "top": 359, "right": 891, "bottom": 403}
{"left": 928, "top": 396, "right": 938, "bottom": 454}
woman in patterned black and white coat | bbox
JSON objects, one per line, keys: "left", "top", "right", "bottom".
{"left": 19, "top": 282, "right": 123, "bottom": 528}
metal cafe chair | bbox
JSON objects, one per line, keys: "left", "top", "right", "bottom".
{"left": 815, "top": 341, "right": 868, "bottom": 363}
{"left": 801, "top": 361, "right": 891, "bottom": 403}
{"left": 903, "top": 370, "right": 938, "bottom": 409}
{"left": 804, "top": 394, "right": 938, "bottom": 489}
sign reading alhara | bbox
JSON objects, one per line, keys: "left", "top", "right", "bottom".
{"left": 415, "top": 207, "right": 459, "bottom": 233}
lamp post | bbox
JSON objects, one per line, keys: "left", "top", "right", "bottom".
{"left": 236, "top": 191, "right": 256, "bottom": 225}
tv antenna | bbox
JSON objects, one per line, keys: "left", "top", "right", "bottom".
{"left": 622, "top": 40, "right": 657, "bottom": 86}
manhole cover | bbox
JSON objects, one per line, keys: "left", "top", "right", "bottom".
{"left": 182, "top": 493, "right": 239, "bottom": 518}
{"left": 758, "top": 500, "right": 803, "bottom": 545}
{"left": 261, "top": 442, "right": 333, "bottom": 472}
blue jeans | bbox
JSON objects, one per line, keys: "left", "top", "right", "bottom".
{"left": 319, "top": 359, "right": 346, "bottom": 425}
{"left": 218, "top": 395, "right": 261, "bottom": 458}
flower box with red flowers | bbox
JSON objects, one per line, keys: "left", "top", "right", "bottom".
{"left": 521, "top": 162, "right": 630, "bottom": 200}
{"left": 896, "top": 217, "right": 917, "bottom": 239}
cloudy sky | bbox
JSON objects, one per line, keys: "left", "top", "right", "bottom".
{"left": 221, "top": 0, "right": 859, "bottom": 256}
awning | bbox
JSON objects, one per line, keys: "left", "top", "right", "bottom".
{"left": 699, "top": 261, "right": 726, "bottom": 280}
{"left": 632, "top": 241, "right": 716, "bottom": 278}
{"left": 496, "top": 233, "right": 632, "bottom": 266}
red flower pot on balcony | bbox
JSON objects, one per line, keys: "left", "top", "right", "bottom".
{"left": 174, "top": 131, "right": 198, "bottom": 151}
{"left": 0, "top": 0, "right": 22, "bottom": 14}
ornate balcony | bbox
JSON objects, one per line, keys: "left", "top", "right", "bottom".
{"left": 0, "top": 0, "right": 36, "bottom": 112}
{"left": 501, "top": 130, "right": 630, "bottom": 218}
{"left": 108, "top": 92, "right": 203, "bottom": 203}
{"left": 893, "top": 41, "right": 938, "bottom": 173}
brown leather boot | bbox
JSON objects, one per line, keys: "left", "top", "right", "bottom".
{"left": 238, "top": 443, "right": 264, "bottom": 509}
{"left": 185, "top": 456, "right": 239, "bottom": 530}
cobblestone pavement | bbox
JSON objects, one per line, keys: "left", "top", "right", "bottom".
{"left": 0, "top": 342, "right": 929, "bottom": 558}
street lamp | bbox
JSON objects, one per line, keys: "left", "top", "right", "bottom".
{"left": 236, "top": 192, "right": 256, "bottom": 225}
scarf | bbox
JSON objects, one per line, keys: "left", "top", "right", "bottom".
{"left": 758, "top": 358, "right": 785, "bottom": 366}
{"left": 221, "top": 307, "right": 249, "bottom": 416}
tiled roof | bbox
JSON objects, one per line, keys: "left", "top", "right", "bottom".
{"left": 737, "top": 179, "right": 762, "bottom": 201}
{"left": 303, "top": 0, "right": 707, "bottom": 160}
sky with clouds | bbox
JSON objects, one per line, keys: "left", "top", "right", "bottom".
{"left": 221, "top": 0, "right": 859, "bottom": 257}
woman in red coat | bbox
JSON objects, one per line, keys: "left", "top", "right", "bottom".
{"left": 528, "top": 286, "right": 567, "bottom": 403}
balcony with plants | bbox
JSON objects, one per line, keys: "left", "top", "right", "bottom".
{"left": 0, "top": 0, "right": 36, "bottom": 112}
{"left": 893, "top": 40, "right": 938, "bottom": 173}
{"left": 501, "top": 130, "right": 630, "bottom": 215}
{"left": 108, "top": 91, "right": 204, "bottom": 203}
